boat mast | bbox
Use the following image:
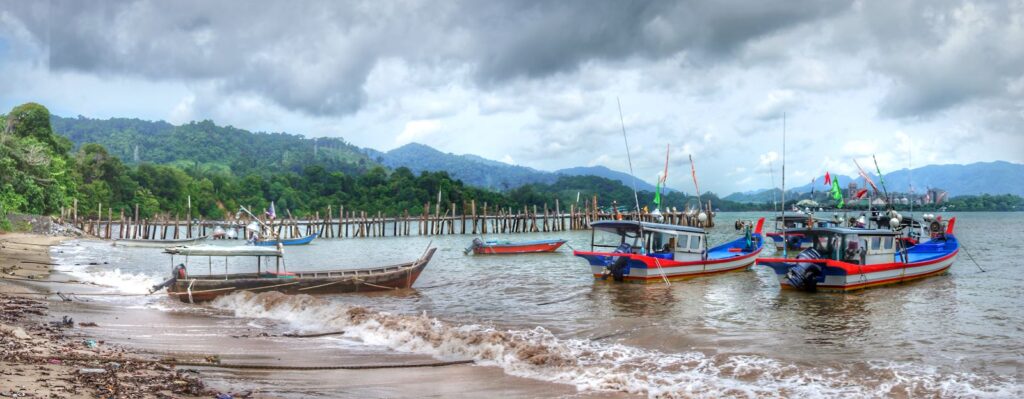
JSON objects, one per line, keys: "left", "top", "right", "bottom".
{"left": 781, "top": 113, "right": 787, "bottom": 257}
{"left": 617, "top": 97, "right": 641, "bottom": 215}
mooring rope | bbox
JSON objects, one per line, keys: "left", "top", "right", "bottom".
{"left": 959, "top": 244, "right": 986, "bottom": 273}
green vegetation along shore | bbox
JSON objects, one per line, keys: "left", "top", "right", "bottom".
{"left": 1, "top": 103, "right": 1020, "bottom": 230}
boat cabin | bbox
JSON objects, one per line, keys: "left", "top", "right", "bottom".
{"left": 784, "top": 227, "right": 900, "bottom": 265}
{"left": 589, "top": 220, "right": 706, "bottom": 262}
{"left": 775, "top": 214, "right": 837, "bottom": 230}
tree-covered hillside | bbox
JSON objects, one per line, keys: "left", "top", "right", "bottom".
{"left": 51, "top": 116, "right": 377, "bottom": 176}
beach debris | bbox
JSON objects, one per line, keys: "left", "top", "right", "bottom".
{"left": 78, "top": 322, "right": 99, "bottom": 327}
{"left": 77, "top": 368, "right": 106, "bottom": 375}
{"left": 81, "top": 339, "right": 98, "bottom": 348}
{"left": 48, "top": 316, "right": 73, "bottom": 329}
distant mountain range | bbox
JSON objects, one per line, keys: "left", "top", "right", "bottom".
{"left": 724, "top": 161, "right": 1024, "bottom": 202}
{"left": 51, "top": 115, "right": 1020, "bottom": 199}
{"left": 366, "top": 143, "right": 663, "bottom": 192}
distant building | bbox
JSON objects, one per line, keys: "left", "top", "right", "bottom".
{"left": 924, "top": 188, "right": 949, "bottom": 205}
{"left": 847, "top": 181, "right": 858, "bottom": 198}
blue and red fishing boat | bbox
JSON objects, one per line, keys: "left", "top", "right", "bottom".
{"left": 465, "top": 238, "right": 567, "bottom": 254}
{"left": 253, "top": 232, "right": 318, "bottom": 246}
{"left": 573, "top": 218, "right": 764, "bottom": 282}
{"left": 756, "top": 217, "right": 958, "bottom": 292}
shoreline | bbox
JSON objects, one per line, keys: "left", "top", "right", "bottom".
{"left": 0, "top": 233, "right": 213, "bottom": 398}
{"left": 2, "top": 233, "right": 610, "bottom": 398}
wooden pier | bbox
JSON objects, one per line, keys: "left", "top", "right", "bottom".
{"left": 60, "top": 198, "right": 715, "bottom": 241}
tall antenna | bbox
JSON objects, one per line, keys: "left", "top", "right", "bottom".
{"left": 769, "top": 159, "right": 778, "bottom": 213}
{"left": 617, "top": 97, "right": 641, "bottom": 214}
{"left": 908, "top": 143, "right": 914, "bottom": 218}
{"left": 781, "top": 113, "right": 787, "bottom": 257}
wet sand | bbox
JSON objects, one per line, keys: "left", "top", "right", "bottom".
{"left": 2, "top": 233, "right": 614, "bottom": 398}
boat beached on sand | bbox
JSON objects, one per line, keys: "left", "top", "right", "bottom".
{"left": 573, "top": 218, "right": 765, "bottom": 283}
{"left": 464, "top": 238, "right": 567, "bottom": 255}
{"left": 756, "top": 217, "right": 958, "bottom": 292}
{"left": 151, "top": 244, "right": 436, "bottom": 303}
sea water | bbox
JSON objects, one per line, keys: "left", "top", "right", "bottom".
{"left": 50, "top": 212, "right": 1024, "bottom": 397}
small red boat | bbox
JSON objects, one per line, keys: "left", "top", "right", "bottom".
{"left": 465, "top": 238, "right": 567, "bottom": 255}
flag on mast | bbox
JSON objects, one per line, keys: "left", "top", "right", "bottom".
{"left": 266, "top": 201, "right": 277, "bottom": 220}
{"left": 688, "top": 154, "right": 700, "bottom": 196}
{"left": 654, "top": 144, "right": 669, "bottom": 208}
{"left": 853, "top": 159, "right": 880, "bottom": 194}
{"left": 824, "top": 171, "right": 831, "bottom": 186}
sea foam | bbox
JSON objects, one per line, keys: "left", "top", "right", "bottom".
{"left": 210, "top": 291, "right": 1023, "bottom": 398}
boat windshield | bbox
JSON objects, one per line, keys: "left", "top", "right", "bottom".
{"left": 592, "top": 228, "right": 641, "bottom": 250}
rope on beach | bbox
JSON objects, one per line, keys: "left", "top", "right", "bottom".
{"left": 26, "top": 354, "right": 474, "bottom": 371}
{"left": 282, "top": 331, "right": 346, "bottom": 338}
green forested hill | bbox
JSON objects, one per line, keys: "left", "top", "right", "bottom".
{"left": 50, "top": 116, "right": 377, "bottom": 176}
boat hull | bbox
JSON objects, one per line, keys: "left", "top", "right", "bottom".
{"left": 757, "top": 237, "right": 958, "bottom": 292}
{"left": 167, "top": 248, "right": 435, "bottom": 303}
{"left": 473, "top": 239, "right": 567, "bottom": 254}
{"left": 574, "top": 235, "right": 763, "bottom": 283}
{"left": 113, "top": 235, "right": 209, "bottom": 248}
{"left": 253, "top": 233, "right": 317, "bottom": 246}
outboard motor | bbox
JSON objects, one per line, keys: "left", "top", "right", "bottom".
{"left": 150, "top": 264, "right": 187, "bottom": 293}
{"left": 603, "top": 243, "right": 632, "bottom": 282}
{"left": 464, "top": 238, "right": 485, "bottom": 254}
{"left": 785, "top": 248, "right": 823, "bottom": 291}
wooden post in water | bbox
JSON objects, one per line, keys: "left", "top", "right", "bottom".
{"left": 186, "top": 195, "right": 192, "bottom": 238}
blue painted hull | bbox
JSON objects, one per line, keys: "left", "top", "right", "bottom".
{"left": 253, "top": 233, "right": 318, "bottom": 246}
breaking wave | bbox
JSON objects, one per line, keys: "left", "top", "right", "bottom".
{"left": 211, "top": 292, "right": 1022, "bottom": 398}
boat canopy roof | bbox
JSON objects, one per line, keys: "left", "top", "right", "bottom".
{"left": 164, "top": 245, "right": 283, "bottom": 257}
{"left": 775, "top": 214, "right": 818, "bottom": 222}
{"left": 590, "top": 220, "right": 705, "bottom": 235}
{"left": 785, "top": 227, "right": 898, "bottom": 236}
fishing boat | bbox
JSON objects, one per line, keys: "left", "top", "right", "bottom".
{"left": 756, "top": 217, "right": 958, "bottom": 292}
{"left": 151, "top": 244, "right": 436, "bottom": 303}
{"left": 464, "top": 238, "right": 567, "bottom": 255}
{"left": 573, "top": 218, "right": 765, "bottom": 283}
{"left": 765, "top": 214, "right": 840, "bottom": 253}
{"left": 252, "top": 232, "right": 317, "bottom": 246}
{"left": 112, "top": 235, "right": 209, "bottom": 248}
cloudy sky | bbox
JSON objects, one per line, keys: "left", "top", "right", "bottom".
{"left": 1, "top": 0, "right": 1021, "bottom": 194}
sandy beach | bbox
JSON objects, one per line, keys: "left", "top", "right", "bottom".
{"left": 1, "top": 233, "right": 212, "bottom": 398}
{"left": 2, "top": 233, "right": 619, "bottom": 398}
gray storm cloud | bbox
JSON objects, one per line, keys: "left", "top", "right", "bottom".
{"left": 7, "top": 0, "right": 854, "bottom": 117}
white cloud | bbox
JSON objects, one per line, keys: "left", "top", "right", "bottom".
{"left": 395, "top": 119, "right": 442, "bottom": 145}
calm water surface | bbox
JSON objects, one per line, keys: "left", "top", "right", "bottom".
{"left": 52, "top": 212, "right": 1024, "bottom": 397}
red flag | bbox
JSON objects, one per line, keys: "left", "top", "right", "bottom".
{"left": 824, "top": 171, "right": 831, "bottom": 186}
{"left": 855, "top": 188, "right": 868, "bottom": 199}
{"left": 853, "top": 159, "right": 880, "bottom": 194}
{"left": 689, "top": 154, "right": 700, "bottom": 196}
